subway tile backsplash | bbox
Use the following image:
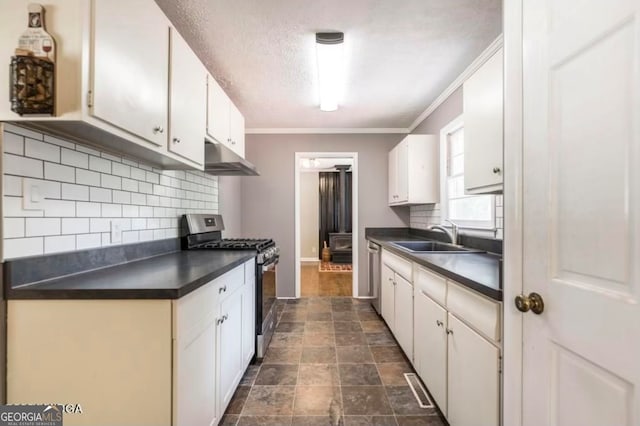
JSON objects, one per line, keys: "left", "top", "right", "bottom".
{"left": 409, "top": 194, "right": 504, "bottom": 240}
{"left": 2, "top": 124, "right": 218, "bottom": 259}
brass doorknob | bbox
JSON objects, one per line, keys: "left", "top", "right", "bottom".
{"left": 515, "top": 292, "right": 544, "bottom": 314}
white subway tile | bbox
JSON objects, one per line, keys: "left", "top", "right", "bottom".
{"left": 101, "top": 204, "right": 122, "bottom": 217}
{"left": 61, "top": 148, "right": 89, "bottom": 169}
{"left": 61, "top": 183, "right": 89, "bottom": 201}
{"left": 159, "top": 175, "right": 171, "bottom": 186}
{"left": 160, "top": 197, "right": 171, "bottom": 207}
{"left": 44, "top": 162, "right": 75, "bottom": 183}
{"left": 122, "top": 178, "right": 139, "bottom": 192}
{"left": 101, "top": 152, "right": 121, "bottom": 162}
{"left": 4, "top": 237, "right": 43, "bottom": 258}
{"left": 122, "top": 158, "right": 138, "bottom": 167}
{"left": 131, "top": 218, "right": 146, "bottom": 230}
{"left": 101, "top": 232, "right": 112, "bottom": 246}
{"left": 122, "top": 230, "right": 139, "bottom": 244}
{"left": 45, "top": 235, "right": 76, "bottom": 254}
{"left": 138, "top": 163, "right": 152, "bottom": 171}
{"left": 76, "top": 145, "right": 100, "bottom": 156}
{"left": 26, "top": 218, "right": 60, "bottom": 236}
{"left": 3, "top": 131, "right": 24, "bottom": 155}
{"left": 62, "top": 218, "right": 90, "bottom": 235}
{"left": 139, "top": 182, "right": 153, "bottom": 194}
{"left": 153, "top": 229, "right": 166, "bottom": 240}
{"left": 146, "top": 171, "right": 160, "bottom": 184}
{"left": 4, "top": 196, "right": 44, "bottom": 217}
{"left": 4, "top": 175, "right": 22, "bottom": 196}
{"left": 165, "top": 228, "right": 179, "bottom": 238}
{"left": 147, "top": 218, "right": 160, "bottom": 229}
{"left": 131, "top": 167, "right": 146, "bottom": 181}
{"left": 4, "top": 218, "right": 25, "bottom": 238}
{"left": 90, "top": 218, "right": 111, "bottom": 233}
{"left": 160, "top": 218, "right": 174, "bottom": 228}
{"left": 90, "top": 187, "right": 111, "bottom": 203}
{"left": 147, "top": 195, "right": 160, "bottom": 206}
{"left": 3, "top": 124, "right": 43, "bottom": 140}
{"left": 89, "top": 156, "right": 111, "bottom": 173}
{"left": 131, "top": 193, "right": 146, "bottom": 205}
{"left": 76, "top": 202, "right": 101, "bottom": 217}
{"left": 113, "top": 190, "right": 131, "bottom": 204}
{"left": 25, "top": 139, "right": 60, "bottom": 162}
{"left": 139, "top": 230, "right": 154, "bottom": 241}
{"left": 139, "top": 206, "right": 153, "bottom": 217}
{"left": 43, "top": 134, "right": 75, "bottom": 149}
{"left": 76, "top": 233, "right": 102, "bottom": 250}
{"left": 122, "top": 205, "right": 139, "bottom": 217}
{"left": 101, "top": 174, "right": 121, "bottom": 190}
{"left": 4, "top": 153, "right": 43, "bottom": 178}
{"left": 44, "top": 199, "right": 76, "bottom": 217}
{"left": 113, "top": 218, "right": 132, "bottom": 231}
{"left": 77, "top": 169, "right": 101, "bottom": 186}
{"left": 112, "top": 162, "right": 131, "bottom": 178}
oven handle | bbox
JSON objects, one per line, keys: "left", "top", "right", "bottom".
{"left": 262, "top": 256, "right": 279, "bottom": 273}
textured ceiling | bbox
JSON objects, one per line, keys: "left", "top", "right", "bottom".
{"left": 155, "top": 0, "right": 502, "bottom": 129}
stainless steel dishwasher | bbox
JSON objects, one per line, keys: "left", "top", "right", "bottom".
{"left": 368, "top": 241, "right": 382, "bottom": 314}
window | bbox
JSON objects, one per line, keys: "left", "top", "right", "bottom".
{"left": 441, "top": 117, "right": 495, "bottom": 229}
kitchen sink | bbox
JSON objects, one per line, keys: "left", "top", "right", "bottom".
{"left": 390, "top": 241, "right": 477, "bottom": 253}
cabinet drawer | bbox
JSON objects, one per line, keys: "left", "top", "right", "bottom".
{"left": 447, "top": 281, "right": 501, "bottom": 342}
{"left": 414, "top": 265, "right": 446, "bottom": 306}
{"left": 215, "top": 264, "right": 245, "bottom": 301}
{"left": 382, "top": 249, "right": 412, "bottom": 282}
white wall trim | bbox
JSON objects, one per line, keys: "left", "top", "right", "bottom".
{"left": 503, "top": 2, "right": 523, "bottom": 425}
{"left": 408, "top": 34, "right": 504, "bottom": 133}
{"left": 438, "top": 115, "right": 465, "bottom": 224}
{"left": 300, "top": 257, "right": 320, "bottom": 263}
{"left": 294, "top": 152, "right": 359, "bottom": 299}
{"left": 247, "top": 128, "right": 409, "bottom": 135}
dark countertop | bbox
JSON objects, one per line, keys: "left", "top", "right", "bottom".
{"left": 6, "top": 250, "right": 256, "bottom": 300}
{"left": 367, "top": 234, "right": 502, "bottom": 301}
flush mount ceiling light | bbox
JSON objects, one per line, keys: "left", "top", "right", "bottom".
{"left": 316, "top": 32, "right": 344, "bottom": 112}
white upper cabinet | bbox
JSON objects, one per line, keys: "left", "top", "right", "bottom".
{"left": 169, "top": 28, "right": 206, "bottom": 166}
{"left": 388, "top": 135, "right": 439, "bottom": 206}
{"left": 206, "top": 75, "right": 246, "bottom": 158}
{"left": 463, "top": 48, "right": 504, "bottom": 194}
{"left": 91, "top": 0, "right": 169, "bottom": 147}
{"left": 0, "top": 0, "right": 207, "bottom": 170}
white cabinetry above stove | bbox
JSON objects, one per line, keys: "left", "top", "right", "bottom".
{"left": 388, "top": 135, "right": 439, "bottom": 206}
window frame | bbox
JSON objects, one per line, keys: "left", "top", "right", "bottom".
{"left": 439, "top": 115, "right": 496, "bottom": 230}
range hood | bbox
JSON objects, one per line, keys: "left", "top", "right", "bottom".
{"left": 204, "top": 142, "right": 259, "bottom": 176}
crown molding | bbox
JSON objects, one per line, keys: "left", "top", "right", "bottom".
{"left": 245, "top": 128, "right": 409, "bottom": 134}
{"left": 408, "top": 34, "right": 504, "bottom": 132}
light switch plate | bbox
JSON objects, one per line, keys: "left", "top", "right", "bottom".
{"left": 23, "top": 179, "right": 44, "bottom": 210}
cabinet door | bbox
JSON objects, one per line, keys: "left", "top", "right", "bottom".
{"left": 394, "top": 273, "right": 413, "bottom": 360}
{"left": 175, "top": 319, "right": 218, "bottom": 426}
{"left": 380, "top": 264, "right": 395, "bottom": 331}
{"left": 206, "top": 75, "right": 231, "bottom": 145}
{"left": 241, "top": 282, "right": 255, "bottom": 367}
{"left": 447, "top": 313, "right": 500, "bottom": 426}
{"left": 217, "top": 288, "right": 244, "bottom": 415}
{"left": 395, "top": 139, "right": 409, "bottom": 203}
{"left": 169, "top": 28, "right": 206, "bottom": 165}
{"left": 229, "top": 102, "right": 245, "bottom": 157}
{"left": 91, "top": 0, "right": 169, "bottom": 146}
{"left": 414, "top": 291, "right": 448, "bottom": 415}
{"left": 388, "top": 147, "right": 397, "bottom": 204}
{"left": 463, "top": 48, "right": 503, "bottom": 193}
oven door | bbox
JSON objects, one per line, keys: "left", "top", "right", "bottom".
{"left": 260, "top": 257, "right": 278, "bottom": 325}
{"left": 256, "top": 256, "right": 278, "bottom": 359}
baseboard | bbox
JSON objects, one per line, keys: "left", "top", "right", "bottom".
{"left": 301, "top": 258, "right": 320, "bottom": 263}
{"left": 354, "top": 296, "right": 375, "bottom": 300}
{"left": 277, "top": 297, "right": 297, "bottom": 300}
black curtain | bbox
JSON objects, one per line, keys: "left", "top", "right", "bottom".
{"left": 318, "top": 171, "right": 352, "bottom": 258}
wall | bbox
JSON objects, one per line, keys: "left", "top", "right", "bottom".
{"left": 409, "top": 86, "right": 504, "bottom": 239}
{"left": 1, "top": 124, "right": 218, "bottom": 259}
{"left": 218, "top": 176, "right": 242, "bottom": 238}
{"left": 241, "top": 134, "right": 409, "bottom": 298}
{"left": 300, "top": 171, "right": 319, "bottom": 260}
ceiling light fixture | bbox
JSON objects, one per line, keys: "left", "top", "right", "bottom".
{"left": 316, "top": 32, "right": 344, "bottom": 112}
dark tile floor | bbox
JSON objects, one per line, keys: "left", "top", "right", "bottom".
{"left": 221, "top": 297, "right": 447, "bottom": 426}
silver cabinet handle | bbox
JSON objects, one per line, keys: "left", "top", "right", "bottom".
{"left": 493, "top": 167, "right": 501, "bottom": 174}
{"left": 223, "top": 314, "right": 229, "bottom": 321}
{"left": 436, "top": 320, "right": 443, "bottom": 327}
{"left": 446, "top": 328, "right": 453, "bottom": 335}
{"left": 232, "top": 140, "right": 236, "bottom": 145}
{"left": 218, "top": 285, "right": 227, "bottom": 293}
{"left": 173, "top": 138, "right": 181, "bottom": 144}
{"left": 153, "top": 126, "right": 164, "bottom": 134}
{"left": 216, "top": 318, "right": 224, "bottom": 325}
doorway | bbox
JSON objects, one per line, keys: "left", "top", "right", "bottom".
{"left": 295, "top": 152, "right": 358, "bottom": 298}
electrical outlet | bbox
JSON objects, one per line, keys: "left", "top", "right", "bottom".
{"left": 23, "top": 180, "right": 44, "bottom": 210}
{"left": 111, "top": 221, "right": 122, "bottom": 243}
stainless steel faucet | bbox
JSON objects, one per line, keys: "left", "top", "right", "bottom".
{"left": 428, "top": 220, "right": 460, "bottom": 245}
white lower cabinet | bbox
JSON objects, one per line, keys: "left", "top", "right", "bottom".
{"left": 447, "top": 313, "right": 500, "bottom": 426}
{"left": 413, "top": 290, "right": 448, "bottom": 415}
{"left": 381, "top": 263, "right": 396, "bottom": 330}
{"left": 394, "top": 274, "right": 414, "bottom": 359}
{"left": 217, "top": 287, "right": 244, "bottom": 412}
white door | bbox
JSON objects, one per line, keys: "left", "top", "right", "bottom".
{"left": 414, "top": 290, "right": 448, "bottom": 415}
{"left": 169, "top": 28, "right": 205, "bottom": 165}
{"left": 206, "top": 75, "right": 230, "bottom": 145}
{"left": 91, "top": 0, "right": 168, "bottom": 146}
{"left": 381, "top": 264, "right": 395, "bottom": 330}
{"left": 521, "top": 0, "right": 640, "bottom": 424}
{"left": 388, "top": 147, "right": 398, "bottom": 204}
{"left": 217, "top": 289, "right": 243, "bottom": 415}
{"left": 447, "top": 314, "right": 499, "bottom": 426}
{"left": 394, "top": 273, "right": 413, "bottom": 359}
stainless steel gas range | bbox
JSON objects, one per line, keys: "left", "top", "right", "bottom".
{"left": 183, "top": 213, "right": 279, "bottom": 359}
